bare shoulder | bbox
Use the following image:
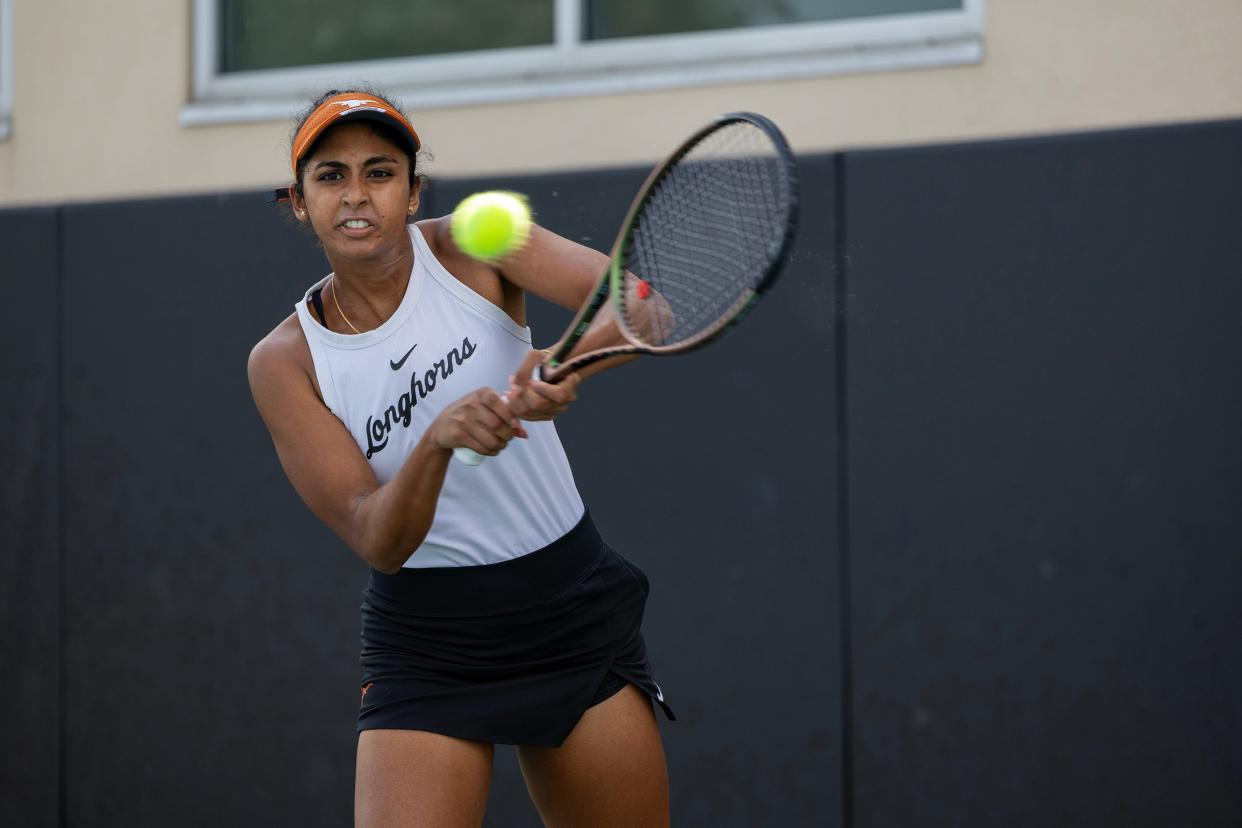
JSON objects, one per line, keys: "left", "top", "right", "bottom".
{"left": 415, "top": 216, "right": 519, "bottom": 317}
{"left": 416, "top": 216, "right": 495, "bottom": 282}
{"left": 414, "top": 214, "right": 603, "bottom": 312}
{"left": 248, "top": 312, "right": 320, "bottom": 403}
{"left": 416, "top": 215, "right": 450, "bottom": 254}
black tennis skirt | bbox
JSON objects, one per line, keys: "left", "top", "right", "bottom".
{"left": 357, "top": 510, "right": 674, "bottom": 747}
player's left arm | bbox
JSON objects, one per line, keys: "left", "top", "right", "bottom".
{"left": 433, "top": 218, "right": 635, "bottom": 415}
{"left": 499, "top": 223, "right": 610, "bottom": 311}
{"left": 504, "top": 225, "right": 658, "bottom": 380}
{"left": 500, "top": 225, "right": 659, "bottom": 419}
{"left": 432, "top": 219, "right": 649, "bottom": 415}
{"left": 492, "top": 225, "right": 624, "bottom": 416}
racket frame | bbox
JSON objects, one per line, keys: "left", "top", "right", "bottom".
{"left": 540, "top": 110, "right": 799, "bottom": 383}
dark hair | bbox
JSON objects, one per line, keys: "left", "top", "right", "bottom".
{"left": 290, "top": 87, "right": 426, "bottom": 199}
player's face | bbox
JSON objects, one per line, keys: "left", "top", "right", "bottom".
{"left": 296, "top": 122, "right": 420, "bottom": 263}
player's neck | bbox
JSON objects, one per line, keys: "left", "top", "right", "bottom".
{"left": 328, "top": 242, "right": 414, "bottom": 330}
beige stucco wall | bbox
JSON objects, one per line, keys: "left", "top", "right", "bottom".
{"left": 1, "top": 0, "right": 1240, "bottom": 207}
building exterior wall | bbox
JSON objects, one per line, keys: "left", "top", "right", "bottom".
{"left": 0, "top": 0, "right": 1239, "bottom": 207}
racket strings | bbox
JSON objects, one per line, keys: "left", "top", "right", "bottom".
{"left": 621, "top": 121, "right": 792, "bottom": 347}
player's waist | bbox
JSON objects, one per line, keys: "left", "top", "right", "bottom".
{"left": 364, "top": 509, "right": 604, "bottom": 616}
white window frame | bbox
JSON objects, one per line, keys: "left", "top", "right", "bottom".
{"left": 0, "top": 0, "right": 12, "bottom": 140}
{"left": 182, "top": 0, "right": 984, "bottom": 127}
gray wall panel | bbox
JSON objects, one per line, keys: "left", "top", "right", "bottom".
{"left": 61, "top": 194, "right": 362, "bottom": 826}
{"left": 844, "top": 120, "right": 1242, "bottom": 827}
{"left": 0, "top": 207, "right": 61, "bottom": 828}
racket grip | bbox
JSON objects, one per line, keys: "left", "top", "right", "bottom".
{"left": 453, "top": 447, "right": 486, "bottom": 466}
{"left": 453, "top": 388, "right": 516, "bottom": 467}
{"left": 453, "top": 358, "right": 545, "bottom": 467}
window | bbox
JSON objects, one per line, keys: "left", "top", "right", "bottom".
{"left": 218, "top": 0, "right": 556, "bottom": 73}
{"left": 583, "top": 0, "right": 965, "bottom": 40}
{"left": 0, "top": 0, "right": 11, "bottom": 140}
{"left": 185, "top": 0, "right": 983, "bottom": 126}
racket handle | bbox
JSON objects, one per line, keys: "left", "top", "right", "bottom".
{"left": 454, "top": 388, "right": 513, "bottom": 467}
{"left": 453, "top": 447, "right": 486, "bottom": 466}
{"left": 452, "top": 362, "right": 544, "bottom": 468}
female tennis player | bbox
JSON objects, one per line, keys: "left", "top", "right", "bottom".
{"left": 247, "top": 90, "right": 674, "bottom": 827}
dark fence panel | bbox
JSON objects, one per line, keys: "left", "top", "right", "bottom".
{"left": 59, "top": 195, "right": 363, "bottom": 826}
{"left": 844, "top": 120, "right": 1242, "bottom": 827}
{"left": 0, "top": 207, "right": 61, "bottom": 828}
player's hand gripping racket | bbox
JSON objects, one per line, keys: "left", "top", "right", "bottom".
{"left": 454, "top": 111, "right": 798, "bottom": 466}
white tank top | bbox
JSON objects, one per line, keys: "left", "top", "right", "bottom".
{"left": 294, "top": 223, "right": 585, "bottom": 568}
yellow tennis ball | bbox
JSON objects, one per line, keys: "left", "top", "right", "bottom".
{"left": 450, "top": 191, "right": 532, "bottom": 260}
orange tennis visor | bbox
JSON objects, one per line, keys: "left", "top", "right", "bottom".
{"left": 270, "top": 93, "right": 421, "bottom": 203}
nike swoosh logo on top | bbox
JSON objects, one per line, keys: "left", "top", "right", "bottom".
{"left": 390, "top": 344, "right": 418, "bottom": 371}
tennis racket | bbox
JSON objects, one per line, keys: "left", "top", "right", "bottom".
{"left": 455, "top": 111, "right": 799, "bottom": 466}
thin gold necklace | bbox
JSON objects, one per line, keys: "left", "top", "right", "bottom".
{"left": 330, "top": 276, "right": 362, "bottom": 334}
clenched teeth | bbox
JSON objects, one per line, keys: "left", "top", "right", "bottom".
{"left": 343, "top": 219, "right": 371, "bottom": 229}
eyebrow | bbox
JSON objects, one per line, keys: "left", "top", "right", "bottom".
{"left": 312, "top": 155, "right": 400, "bottom": 171}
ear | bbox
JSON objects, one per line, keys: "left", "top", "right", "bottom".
{"left": 289, "top": 186, "right": 309, "bottom": 222}
{"left": 407, "top": 178, "right": 422, "bottom": 216}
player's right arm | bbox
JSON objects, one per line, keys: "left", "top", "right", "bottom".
{"left": 247, "top": 319, "right": 521, "bottom": 573}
